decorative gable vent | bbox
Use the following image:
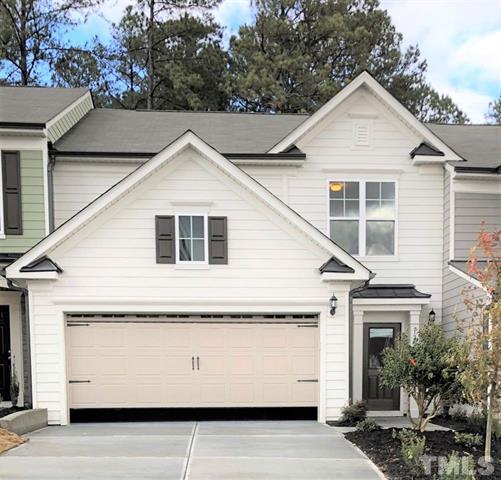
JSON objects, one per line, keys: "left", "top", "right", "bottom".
{"left": 352, "top": 119, "right": 373, "bottom": 148}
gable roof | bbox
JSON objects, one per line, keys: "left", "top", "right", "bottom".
{"left": 0, "top": 86, "right": 89, "bottom": 126}
{"left": 267, "top": 71, "right": 462, "bottom": 161}
{"left": 410, "top": 142, "right": 444, "bottom": 158}
{"left": 20, "top": 256, "right": 62, "bottom": 273}
{"left": 53, "top": 108, "right": 307, "bottom": 155}
{"left": 7, "top": 130, "right": 370, "bottom": 280}
{"left": 427, "top": 124, "right": 501, "bottom": 172}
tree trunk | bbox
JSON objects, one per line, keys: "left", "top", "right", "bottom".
{"left": 146, "top": 0, "right": 154, "bottom": 110}
{"left": 485, "top": 382, "right": 493, "bottom": 462}
{"left": 19, "top": 0, "right": 29, "bottom": 85}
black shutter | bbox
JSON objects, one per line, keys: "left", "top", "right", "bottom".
{"left": 2, "top": 151, "right": 22, "bottom": 235}
{"left": 208, "top": 216, "right": 228, "bottom": 264}
{"left": 156, "top": 215, "right": 175, "bottom": 263}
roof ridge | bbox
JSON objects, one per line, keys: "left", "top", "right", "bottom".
{"left": 92, "top": 107, "right": 310, "bottom": 117}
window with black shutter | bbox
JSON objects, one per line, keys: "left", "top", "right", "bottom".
{"left": 208, "top": 216, "right": 228, "bottom": 264}
{"left": 155, "top": 215, "right": 175, "bottom": 263}
{"left": 2, "top": 151, "right": 22, "bottom": 235}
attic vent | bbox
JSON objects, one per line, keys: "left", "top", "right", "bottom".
{"left": 353, "top": 119, "right": 373, "bottom": 148}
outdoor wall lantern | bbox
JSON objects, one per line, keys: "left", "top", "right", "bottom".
{"left": 329, "top": 294, "right": 338, "bottom": 316}
{"left": 428, "top": 309, "right": 436, "bottom": 322}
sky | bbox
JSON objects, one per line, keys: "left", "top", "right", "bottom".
{"left": 73, "top": 0, "right": 501, "bottom": 122}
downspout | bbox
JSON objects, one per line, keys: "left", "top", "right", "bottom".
{"left": 348, "top": 272, "right": 376, "bottom": 404}
{"left": 5, "top": 277, "right": 32, "bottom": 408}
{"left": 47, "top": 147, "right": 56, "bottom": 233}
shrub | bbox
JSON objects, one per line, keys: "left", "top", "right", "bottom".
{"left": 355, "top": 418, "right": 381, "bottom": 433}
{"left": 438, "top": 451, "right": 476, "bottom": 479}
{"left": 393, "top": 428, "right": 426, "bottom": 476}
{"left": 379, "top": 322, "right": 469, "bottom": 431}
{"left": 336, "top": 401, "right": 367, "bottom": 426}
{"left": 454, "top": 432, "right": 482, "bottom": 448}
{"left": 451, "top": 407, "right": 468, "bottom": 423}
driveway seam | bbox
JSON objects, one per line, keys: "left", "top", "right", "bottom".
{"left": 182, "top": 422, "right": 197, "bottom": 480}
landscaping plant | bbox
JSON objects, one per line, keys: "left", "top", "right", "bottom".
{"left": 438, "top": 451, "right": 476, "bottom": 480}
{"left": 460, "top": 227, "right": 500, "bottom": 462}
{"left": 335, "top": 400, "right": 367, "bottom": 426}
{"left": 392, "top": 428, "right": 426, "bottom": 476}
{"left": 355, "top": 418, "right": 381, "bottom": 433}
{"left": 454, "top": 432, "right": 482, "bottom": 449}
{"left": 379, "top": 321, "right": 469, "bottom": 432}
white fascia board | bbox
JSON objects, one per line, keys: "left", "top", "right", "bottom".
{"left": 0, "top": 128, "right": 45, "bottom": 137}
{"left": 321, "top": 272, "right": 370, "bottom": 281}
{"left": 353, "top": 297, "right": 430, "bottom": 306}
{"left": 13, "top": 271, "right": 59, "bottom": 280}
{"left": 231, "top": 159, "right": 304, "bottom": 167}
{"left": 411, "top": 155, "right": 446, "bottom": 166}
{"left": 448, "top": 264, "right": 487, "bottom": 292}
{"left": 268, "top": 71, "right": 462, "bottom": 162}
{"left": 6, "top": 130, "right": 370, "bottom": 279}
{"left": 46, "top": 91, "right": 93, "bottom": 130}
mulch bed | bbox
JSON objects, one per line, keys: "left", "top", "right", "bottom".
{"left": 345, "top": 428, "right": 500, "bottom": 479}
{"left": 0, "top": 406, "right": 25, "bottom": 419}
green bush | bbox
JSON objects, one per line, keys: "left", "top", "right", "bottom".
{"left": 392, "top": 428, "right": 426, "bottom": 476}
{"left": 355, "top": 418, "right": 381, "bottom": 433}
{"left": 439, "top": 451, "right": 476, "bottom": 479}
{"left": 454, "top": 432, "right": 482, "bottom": 448}
{"left": 337, "top": 401, "right": 367, "bottom": 426}
{"left": 379, "top": 322, "right": 469, "bottom": 431}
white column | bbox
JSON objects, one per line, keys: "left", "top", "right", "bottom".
{"left": 352, "top": 308, "right": 364, "bottom": 403}
{"left": 409, "top": 309, "right": 421, "bottom": 344}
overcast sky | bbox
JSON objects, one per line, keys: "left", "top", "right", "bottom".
{"left": 77, "top": 0, "right": 501, "bottom": 122}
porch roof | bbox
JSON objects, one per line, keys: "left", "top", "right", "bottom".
{"left": 352, "top": 284, "right": 431, "bottom": 299}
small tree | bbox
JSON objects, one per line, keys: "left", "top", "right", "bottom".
{"left": 460, "top": 227, "right": 500, "bottom": 462}
{"left": 379, "top": 322, "right": 468, "bottom": 432}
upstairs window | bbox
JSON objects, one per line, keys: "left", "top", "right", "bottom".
{"left": 329, "top": 180, "right": 396, "bottom": 256}
{"left": 177, "top": 215, "right": 207, "bottom": 263}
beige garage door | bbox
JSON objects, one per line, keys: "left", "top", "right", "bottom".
{"left": 66, "top": 316, "right": 318, "bottom": 409}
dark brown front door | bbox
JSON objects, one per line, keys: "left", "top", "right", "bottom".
{"left": 363, "top": 323, "right": 400, "bottom": 410}
{"left": 0, "top": 306, "right": 10, "bottom": 401}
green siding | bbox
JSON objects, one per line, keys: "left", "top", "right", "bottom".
{"left": 0, "top": 150, "right": 45, "bottom": 253}
{"left": 47, "top": 94, "right": 93, "bottom": 143}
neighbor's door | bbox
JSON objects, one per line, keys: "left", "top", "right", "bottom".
{"left": 0, "top": 306, "right": 11, "bottom": 401}
{"left": 363, "top": 323, "right": 400, "bottom": 411}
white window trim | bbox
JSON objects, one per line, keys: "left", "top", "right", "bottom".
{"left": 175, "top": 213, "right": 209, "bottom": 265}
{"left": 327, "top": 178, "right": 399, "bottom": 258}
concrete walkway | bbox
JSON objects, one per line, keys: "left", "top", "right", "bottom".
{"left": 1, "top": 421, "right": 383, "bottom": 479}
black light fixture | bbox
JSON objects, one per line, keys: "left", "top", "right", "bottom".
{"left": 428, "top": 309, "right": 436, "bottom": 322}
{"left": 329, "top": 294, "right": 338, "bottom": 316}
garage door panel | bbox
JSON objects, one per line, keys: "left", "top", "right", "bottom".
{"left": 66, "top": 317, "right": 318, "bottom": 409}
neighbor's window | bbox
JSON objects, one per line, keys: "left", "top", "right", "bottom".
{"left": 329, "top": 181, "right": 396, "bottom": 256}
{"left": 176, "top": 215, "right": 207, "bottom": 263}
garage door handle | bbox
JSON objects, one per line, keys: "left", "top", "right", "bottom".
{"left": 297, "top": 379, "right": 318, "bottom": 383}
{"left": 192, "top": 356, "right": 195, "bottom": 370}
{"left": 196, "top": 356, "right": 200, "bottom": 370}
{"left": 69, "top": 380, "right": 91, "bottom": 384}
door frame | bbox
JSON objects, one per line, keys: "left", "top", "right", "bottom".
{"left": 362, "top": 322, "right": 401, "bottom": 411}
{"left": 0, "top": 305, "right": 11, "bottom": 401}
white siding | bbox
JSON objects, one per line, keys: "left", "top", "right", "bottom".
{"left": 244, "top": 88, "right": 443, "bottom": 321}
{"left": 30, "top": 150, "right": 351, "bottom": 424}
{"left": 53, "top": 160, "right": 140, "bottom": 227}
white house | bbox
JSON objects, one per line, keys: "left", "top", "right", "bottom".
{"left": 1, "top": 72, "right": 499, "bottom": 425}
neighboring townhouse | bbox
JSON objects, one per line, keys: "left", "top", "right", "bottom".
{"left": 1, "top": 72, "right": 499, "bottom": 425}
{"left": 0, "top": 87, "right": 93, "bottom": 405}
{"left": 436, "top": 125, "right": 500, "bottom": 336}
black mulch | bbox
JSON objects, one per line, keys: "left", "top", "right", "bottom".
{"left": 345, "top": 428, "right": 500, "bottom": 479}
{"left": 0, "top": 406, "right": 25, "bottom": 419}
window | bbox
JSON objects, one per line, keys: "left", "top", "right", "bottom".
{"left": 176, "top": 215, "right": 208, "bottom": 263}
{"left": 329, "top": 180, "right": 396, "bottom": 256}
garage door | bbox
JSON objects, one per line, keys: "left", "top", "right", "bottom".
{"left": 66, "top": 315, "right": 318, "bottom": 409}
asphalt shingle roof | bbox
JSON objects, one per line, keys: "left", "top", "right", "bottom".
{"left": 54, "top": 108, "right": 308, "bottom": 154}
{"left": 0, "top": 86, "right": 88, "bottom": 125}
{"left": 426, "top": 124, "right": 501, "bottom": 170}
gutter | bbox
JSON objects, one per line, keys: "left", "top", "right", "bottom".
{"left": 0, "top": 122, "right": 45, "bottom": 130}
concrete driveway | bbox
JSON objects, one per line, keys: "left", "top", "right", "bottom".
{"left": 2, "top": 421, "right": 383, "bottom": 479}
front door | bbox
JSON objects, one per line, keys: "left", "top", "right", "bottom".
{"left": 0, "top": 306, "right": 11, "bottom": 401}
{"left": 363, "top": 323, "right": 400, "bottom": 411}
